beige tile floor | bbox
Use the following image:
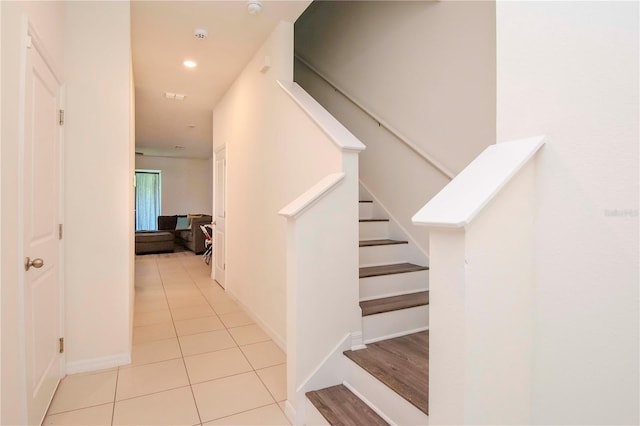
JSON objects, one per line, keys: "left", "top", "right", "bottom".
{"left": 44, "top": 251, "right": 289, "bottom": 426}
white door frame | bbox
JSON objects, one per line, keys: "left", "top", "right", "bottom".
{"left": 18, "top": 18, "right": 65, "bottom": 424}
{"left": 213, "top": 145, "right": 226, "bottom": 287}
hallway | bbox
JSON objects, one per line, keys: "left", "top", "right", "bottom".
{"left": 43, "top": 252, "right": 288, "bottom": 425}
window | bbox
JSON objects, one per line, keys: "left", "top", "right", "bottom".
{"left": 135, "top": 170, "right": 161, "bottom": 231}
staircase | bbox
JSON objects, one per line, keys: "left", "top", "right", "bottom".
{"left": 304, "top": 189, "right": 430, "bottom": 425}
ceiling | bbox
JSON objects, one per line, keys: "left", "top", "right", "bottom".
{"left": 131, "top": 1, "right": 311, "bottom": 159}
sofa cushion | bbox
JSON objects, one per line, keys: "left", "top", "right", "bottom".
{"left": 135, "top": 231, "right": 174, "bottom": 255}
{"left": 176, "top": 216, "right": 190, "bottom": 230}
{"left": 178, "top": 230, "right": 193, "bottom": 242}
{"left": 135, "top": 231, "right": 174, "bottom": 243}
{"left": 157, "top": 215, "right": 177, "bottom": 230}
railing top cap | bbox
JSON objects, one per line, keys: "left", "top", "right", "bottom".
{"left": 278, "top": 80, "right": 366, "bottom": 153}
{"left": 412, "top": 136, "right": 546, "bottom": 229}
{"left": 279, "top": 172, "right": 345, "bottom": 219}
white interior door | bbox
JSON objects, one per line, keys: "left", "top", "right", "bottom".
{"left": 214, "top": 147, "right": 226, "bottom": 287}
{"left": 22, "top": 31, "right": 63, "bottom": 425}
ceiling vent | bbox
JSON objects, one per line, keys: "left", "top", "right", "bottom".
{"left": 164, "top": 92, "right": 186, "bottom": 100}
{"left": 194, "top": 28, "right": 208, "bottom": 40}
{"left": 247, "top": 0, "right": 262, "bottom": 15}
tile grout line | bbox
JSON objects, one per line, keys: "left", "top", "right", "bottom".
{"left": 113, "top": 255, "right": 162, "bottom": 422}
{"left": 110, "top": 252, "right": 158, "bottom": 425}
{"left": 111, "top": 366, "right": 120, "bottom": 425}
{"left": 172, "top": 255, "right": 253, "bottom": 424}
{"left": 204, "top": 401, "right": 278, "bottom": 424}
{"left": 178, "top": 254, "right": 285, "bottom": 424}
{"left": 175, "top": 253, "right": 234, "bottom": 426}
{"left": 254, "top": 364, "right": 286, "bottom": 410}
{"left": 158, "top": 256, "right": 205, "bottom": 426}
{"left": 134, "top": 253, "right": 288, "bottom": 424}
{"left": 45, "top": 401, "right": 115, "bottom": 418}
{"left": 50, "top": 255, "right": 254, "bottom": 424}
{"left": 114, "top": 385, "right": 194, "bottom": 404}
{"left": 187, "top": 257, "right": 287, "bottom": 418}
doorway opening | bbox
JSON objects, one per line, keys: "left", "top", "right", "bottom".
{"left": 135, "top": 170, "right": 161, "bottom": 230}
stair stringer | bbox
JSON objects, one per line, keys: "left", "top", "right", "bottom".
{"left": 302, "top": 336, "right": 431, "bottom": 426}
{"left": 292, "top": 332, "right": 357, "bottom": 425}
{"left": 343, "top": 355, "right": 430, "bottom": 426}
{"left": 305, "top": 398, "right": 331, "bottom": 425}
{"left": 359, "top": 181, "right": 429, "bottom": 267}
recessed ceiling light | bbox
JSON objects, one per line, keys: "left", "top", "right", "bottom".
{"left": 183, "top": 60, "right": 197, "bottom": 68}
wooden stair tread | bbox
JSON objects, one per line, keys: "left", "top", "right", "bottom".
{"left": 359, "top": 218, "right": 389, "bottom": 222}
{"left": 359, "top": 263, "right": 429, "bottom": 278}
{"left": 344, "top": 331, "right": 429, "bottom": 415}
{"left": 360, "top": 291, "right": 429, "bottom": 316}
{"left": 306, "top": 384, "right": 389, "bottom": 426}
{"left": 359, "top": 239, "right": 408, "bottom": 247}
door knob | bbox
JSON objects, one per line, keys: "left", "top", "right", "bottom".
{"left": 24, "top": 257, "right": 44, "bottom": 271}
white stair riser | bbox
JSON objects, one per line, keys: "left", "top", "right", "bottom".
{"left": 359, "top": 203, "right": 374, "bottom": 219}
{"left": 359, "top": 270, "right": 429, "bottom": 300}
{"left": 359, "top": 243, "right": 409, "bottom": 266}
{"left": 363, "top": 305, "right": 429, "bottom": 344}
{"left": 359, "top": 221, "right": 389, "bottom": 240}
{"left": 305, "top": 397, "right": 330, "bottom": 425}
{"left": 343, "top": 358, "right": 430, "bottom": 426}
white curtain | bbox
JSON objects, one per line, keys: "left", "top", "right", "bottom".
{"left": 135, "top": 171, "right": 161, "bottom": 231}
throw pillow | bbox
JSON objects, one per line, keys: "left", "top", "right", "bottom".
{"left": 176, "top": 216, "right": 190, "bottom": 230}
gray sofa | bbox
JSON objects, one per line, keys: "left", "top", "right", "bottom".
{"left": 157, "top": 214, "right": 213, "bottom": 254}
{"left": 135, "top": 231, "right": 174, "bottom": 255}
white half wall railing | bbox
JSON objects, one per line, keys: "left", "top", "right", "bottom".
{"left": 295, "top": 53, "right": 455, "bottom": 180}
{"left": 278, "top": 80, "right": 365, "bottom": 424}
{"left": 412, "top": 135, "right": 546, "bottom": 425}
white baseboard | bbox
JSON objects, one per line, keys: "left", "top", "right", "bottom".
{"left": 297, "top": 333, "right": 350, "bottom": 394}
{"left": 66, "top": 352, "right": 131, "bottom": 375}
{"left": 363, "top": 304, "right": 428, "bottom": 343}
{"left": 225, "top": 288, "right": 286, "bottom": 351}
{"left": 344, "top": 355, "right": 429, "bottom": 425}
{"left": 284, "top": 399, "right": 297, "bottom": 425}
{"left": 350, "top": 331, "right": 366, "bottom": 350}
{"left": 364, "top": 326, "right": 429, "bottom": 345}
{"left": 342, "top": 381, "right": 396, "bottom": 426}
{"left": 294, "top": 332, "right": 355, "bottom": 425}
{"left": 305, "top": 397, "right": 330, "bottom": 425}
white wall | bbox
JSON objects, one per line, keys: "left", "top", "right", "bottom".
{"left": 295, "top": 1, "right": 496, "bottom": 254}
{"left": 463, "top": 162, "right": 535, "bottom": 425}
{"left": 497, "top": 2, "right": 639, "bottom": 424}
{"left": 129, "top": 55, "right": 136, "bottom": 350}
{"left": 135, "top": 155, "right": 213, "bottom": 216}
{"left": 0, "top": 2, "right": 3, "bottom": 417}
{"left": 1, "top": 2, "right": 65, "bottom": 423}
{"left": 64, "top": 1, "right": 133, "bottom": 371}
{"left": 414, "top": 137, "right": 543, "bottom": 424}
{"left": 429, "top": 162, "right": 535, "bottom": 424}
{"left": 212, "top": 22, "right": 343, "bottom": 345}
